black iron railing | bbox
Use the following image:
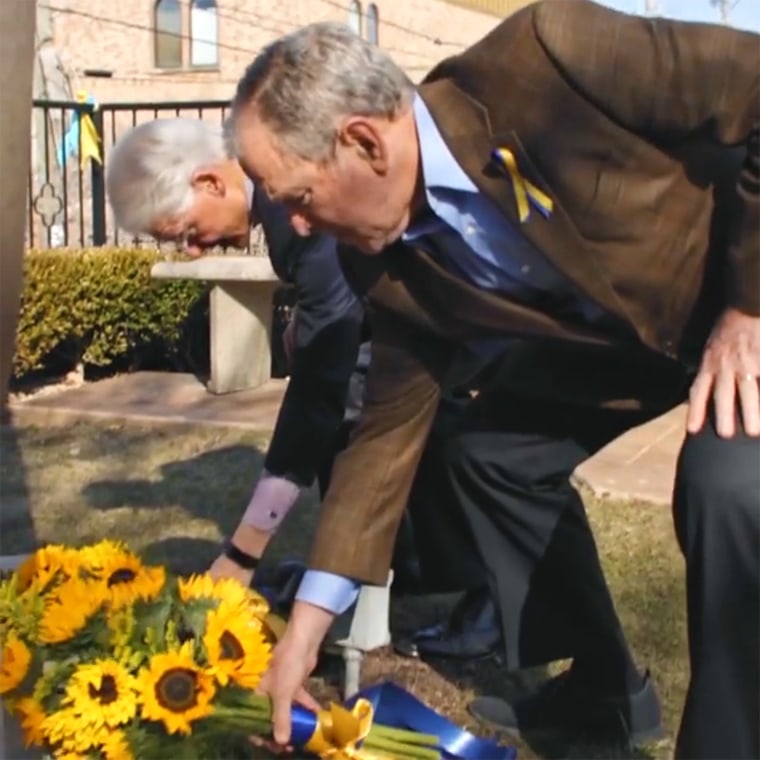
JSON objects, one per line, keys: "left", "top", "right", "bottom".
{"left": 28, "top": 98, "right": 233, "bottom": 249}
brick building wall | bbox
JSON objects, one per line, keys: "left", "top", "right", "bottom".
{"left": 44, "top": 0, "right": 532, "bottom": 103}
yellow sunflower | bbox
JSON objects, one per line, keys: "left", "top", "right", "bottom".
{"left": 137, "top": 640, "right": 216, "bottom": 735}
{"left": 178, "top": 574, "right": 269, "bottom": 615}
{"left": 61, "top": 659, "right": 137, "bottom": 729}
{"left": 16, "top": 545, "right": 78, "bottom": 592}
{"left": 100, "top": 729, "right": 134, "bottom": 760}
{"left": 76, "top": 539, "right": 133, "bottom": 571}
{"left": 42, "top": 708, "right": 108, "bottom": 755}
{"left": 0, "top": 633, "right": 31, "bottom": 694}
{"left": 13, "top": 696, "right": 46, "bottom": 747}
{"left": 109, "top": 564, "right": 166, "bottom": 611}
{"left": 38, "top": 579, "right": 106, "bottom": 644}
{"left": 81, "top": 544, "right": 166, "bottom": 610}
{"left": 203, "top": 602, "right": 271, "bottom": 689}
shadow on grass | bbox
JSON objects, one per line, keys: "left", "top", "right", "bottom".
{"left": 0, "top": 415, "right": 36, "bottom": 556}
{"left": 81, "top": 441, "right": 318, "bottom": 576}
{"left": 83, "top": 444, "right": 265, "bottom": 531}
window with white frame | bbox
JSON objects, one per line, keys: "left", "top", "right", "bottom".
{"left": 347, "top": 0, "right": 362, "bottom": 36}
{"left": 190, "top": 0, "right": 219, "bottom": 67}
{"left": 154, "top": 0, "right": 182, "bottom": 69}
{"left": 365, "top": 3, "right": 379, "bottom": 44}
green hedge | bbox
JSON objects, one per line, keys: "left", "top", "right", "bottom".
{"left": 14, "top": 248, "right": 208, "bottom": 379}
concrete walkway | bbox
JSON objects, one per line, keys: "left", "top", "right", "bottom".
{"left": 9, "top": 371, "right": 686, "bottom": 505}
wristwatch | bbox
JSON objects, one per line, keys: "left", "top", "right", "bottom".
{"left": 222, "top": 538, "right": 261, "bottom": 570}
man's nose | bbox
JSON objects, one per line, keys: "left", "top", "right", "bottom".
{"left": 288, "top": 211, "right": 312, "bottom": 237}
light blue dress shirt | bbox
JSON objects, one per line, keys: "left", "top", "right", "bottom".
{"left": 295, "top": 95, "right": 599, "bottom": 615}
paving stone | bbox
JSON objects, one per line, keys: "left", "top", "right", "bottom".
{"left": 10, "top": 372, "right": 287, "bottom": 432}
{"left": 575, "top": 406, "right": 686, "bottom": 505}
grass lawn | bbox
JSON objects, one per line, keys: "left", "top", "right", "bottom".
{"left": 0, "top": 419, "right": 687, "bottom": 759}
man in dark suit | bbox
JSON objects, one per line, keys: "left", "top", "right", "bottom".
{"left": 105, "top": 118, "right": 500, "bottom": 657}
{"left": 230, "top": 2, "right": 760, "bottom": 756}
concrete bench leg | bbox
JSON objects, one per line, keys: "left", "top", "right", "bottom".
{"left": 208, "top": 282, "right": 276, "bottom": 395}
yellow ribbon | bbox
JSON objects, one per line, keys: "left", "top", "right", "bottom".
{"left": 492, "top": 147, "right": 553, "bottom": 223}
{"left": 74, "top": 90, "right": 102, "bottom": 169}
{"left": 305, "top": 698, "right": 388, "bottom": 759}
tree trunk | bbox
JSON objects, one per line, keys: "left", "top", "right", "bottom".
{"left": 0, "top": 0, "right": 36, "bottom": 408}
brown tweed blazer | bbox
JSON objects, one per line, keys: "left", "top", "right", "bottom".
{"left": 310, "top": 0, "right": 759, "bottom": 583}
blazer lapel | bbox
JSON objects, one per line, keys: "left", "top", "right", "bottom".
{"left": 417, "top": 79, "right": 632, "bottom": 326}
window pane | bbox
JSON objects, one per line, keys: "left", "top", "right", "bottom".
{"left": 347, "top": 0, "right": 362, "bottom": 36}
{"left": 191, "top": 0, "right": 218, "bottom": 67}
{"left": 155, "top": 0, "right": 182, "bottom": 69}
{"left": 365, "top": 3, "right": 379, "bottom": 44}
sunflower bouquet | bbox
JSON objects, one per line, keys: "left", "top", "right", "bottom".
{"left": 0, "top": 541, "right": 440, "bottom": 760}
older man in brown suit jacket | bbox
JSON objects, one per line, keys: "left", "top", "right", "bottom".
{"left": 231, "top": 1, "right": 759, "bottom": 756}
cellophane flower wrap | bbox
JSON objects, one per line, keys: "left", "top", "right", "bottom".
{"left": 0, "top": 541, "right": 440, "bottom": 759}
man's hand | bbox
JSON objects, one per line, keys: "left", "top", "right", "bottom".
{"left": 258, "top": 600, "right": 334, "bottom": 746}
{"left": 282, "top": 306, "right": 299, "bottom": 367}
{"left": 687, "top": 307, "right": 760, "bottom": 438}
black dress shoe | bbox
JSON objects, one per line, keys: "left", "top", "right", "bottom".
{"left": 394, "top": 588, "right": 501, "bottom": 660}
{"left": 469, "top": 667, "right": 665, "bottom": 747}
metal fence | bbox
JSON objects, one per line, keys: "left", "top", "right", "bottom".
{"left": 27, "top": 98, "right": 263, "bottom": 250}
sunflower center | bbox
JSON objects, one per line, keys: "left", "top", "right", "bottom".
{"left": 89, "top": 674, "right": 118, "bottom": 704}
{"left": 156, "top": 668, "right": 198, "bottom": 712}
{"left": 108, "top": 568, "right": 137, "bottom": 586}
{"left": 219, "top": 631, "right": 244, "bottom": 660}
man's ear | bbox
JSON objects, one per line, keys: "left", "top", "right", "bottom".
{"left": 191, "top": 166, "right": 226, "bottom": 196}
{"left": 338, "top": 118, "right": 388, "bottom": 174}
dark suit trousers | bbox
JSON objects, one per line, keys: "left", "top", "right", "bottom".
{"left": 445, "top": 390, "right": 759, "bottom": 758}
{"left": 673, "top": 419, "right": 759, "bottom": 759}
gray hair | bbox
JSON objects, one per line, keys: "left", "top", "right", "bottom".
{"left": 106, "top": 117, "right": 232, "bottom": 235}
{"left": 232, "top": 22, "right": 414, "bottom": 161}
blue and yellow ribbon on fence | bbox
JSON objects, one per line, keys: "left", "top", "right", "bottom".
{"left": 491, "top": 147, "right": 553, "bottom": 223}
{"left": 57, "top": 90, "right": 102, "bottom": 169}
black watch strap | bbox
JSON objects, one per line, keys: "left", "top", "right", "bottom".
{"left": 222, "top": 538, "right": 261, "bottom": 570}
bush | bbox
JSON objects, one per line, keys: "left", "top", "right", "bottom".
{"left": 13, "top": 248, "right": 208, "bottom": 379}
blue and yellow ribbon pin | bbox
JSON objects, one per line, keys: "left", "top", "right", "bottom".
{"left": 491, "top": 147, "right": 553, "bottom": 223}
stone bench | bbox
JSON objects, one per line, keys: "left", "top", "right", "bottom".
{"left": 151, "top": 256, "right": 280, "bottom": 395}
